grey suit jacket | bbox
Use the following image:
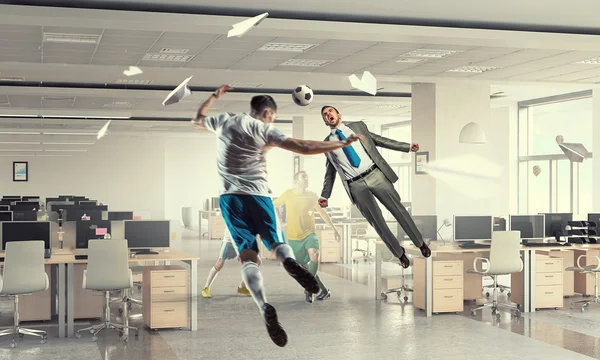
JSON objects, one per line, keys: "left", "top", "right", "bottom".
{"left": 321, "top": 121, "right": 411, "bottom": 203}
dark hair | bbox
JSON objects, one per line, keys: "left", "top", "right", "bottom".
{"left": 251, "top": 95, "right": 278, "bottom": 114}
{"left": 321, "top": 105, "right": 339, "bottom": 115}
{"left": 294, "top": 171, "right": 307, "bottom": 181}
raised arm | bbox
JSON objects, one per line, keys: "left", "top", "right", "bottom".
{"left": 190, "top": 85, "right": 233, "bottom": 130}
{"left": 369, "top": 132, "right": 412, "bottom": 153}
{"left": 315, "top": 202, "right": 341, "bottom": 241}
{"left": 320, "top": 157, "right": 336, "bottom": 203}
{"left": 278, "top": 135, "right": 364, "bottom": 155}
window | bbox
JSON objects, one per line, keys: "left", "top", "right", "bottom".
{"left": 518, "top": 93, "right": 593, "bottom": 216}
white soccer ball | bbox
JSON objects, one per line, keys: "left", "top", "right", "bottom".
{"left": 292, "top": 85, "right": 313, "bottom": 106}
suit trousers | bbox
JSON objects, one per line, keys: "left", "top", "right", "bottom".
{"left": 348, "top": 168, "right": 424, "bottom": 258}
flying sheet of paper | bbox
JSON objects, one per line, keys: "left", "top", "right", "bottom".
{"left": 227, "top": 12, "right": 269, "bottom": 38}
{"left": 162, "top": 76, "right": 193, "bottom": 106}
{"left": 349, "top": 71, "right": 377, "bottom": 95}
{"left": 123, "top": 66, "right": 143, "bottom": 77}
{"left": 97, "top": 120, "right": 111, "bottom": 140}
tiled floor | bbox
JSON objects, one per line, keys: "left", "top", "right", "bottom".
{"left": 0, "top": 228, "right": 598, "bottom": 359}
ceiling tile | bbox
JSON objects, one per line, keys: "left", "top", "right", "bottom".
{"left": 0, "top": 40, "right": 41, "bottom": 50}
{"left": 99, "top": 35, "right": 159, "bottom": 47}
{"left": 480, "top": 49, "right": 567, "bottom": 67}
{"left": 0, "top": 25, "right": 41, "bottom": 33}
{"left": 160, "top": 32, "right": 219, "bottom": 41}
{"left": 90, "top": 56, "right": 143, "bottom": 66}
{"left": 42, "top": 26, "right": 103, "bottom": 35}
{"left": 229, "top": 58, "right": 284, "bottom": 71}
{"left": 0, "top": 31, "right": 41, "bottom": 42}
{"left": 102, "top": 30, "right": 163, "bottom": 38}
{"left": 43, "top": 56, "right": 92, "bottom": 65}
{"left": 73, "top": 97, "right": 112, "bottom": 109}
{"left": 136, "top": 60, "right": 185, "bottom": 68}
{"left": 95, "top": 43, "right": 150, "bottom": 54}
{"left": 531, "top": 65, "right": 600, "bottom": 81}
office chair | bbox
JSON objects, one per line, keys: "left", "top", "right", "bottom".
{"left": 351, "top": 227, "right": 372, "bottom": 263}
{"left": 76, "top": 240, "right": 139, "bottom": 342}
{"left": 568, "top": 255, "right": 600, "bottom": 312}
{"left": 0, "top": 241, "right": 48, "bottom": 348}
{"left": 467, "top": 231, "right": 523, "bottom": 319}
{"left": 379, "top": 244, "right": 412, "bottom": 302}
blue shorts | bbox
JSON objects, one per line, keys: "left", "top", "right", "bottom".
{"left": 219, "top": 194, "right": 285, "bottom": 254}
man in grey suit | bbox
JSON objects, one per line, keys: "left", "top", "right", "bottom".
{"left": 317, "top": 105, "right": 431, "bottom": 268}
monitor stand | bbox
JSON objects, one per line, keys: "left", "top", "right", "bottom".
{"left": 133, "top": 249, "right": 158, "bottom": 255}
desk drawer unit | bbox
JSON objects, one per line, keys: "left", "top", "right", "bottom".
{"left": 143, "top": 266, "right": 189, "bottom": 330}
{"left": 535, "top": 255, "right": 563, "bottom": 309}
{"left": 414, "top": 259, "right": 464, "bottom": 313}
{"left": 209, "top": 216, "right": 226, "bottom": 239}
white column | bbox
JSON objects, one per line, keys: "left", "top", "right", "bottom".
{"left": 592, "top": 90, "right": 600, "bottom": 210}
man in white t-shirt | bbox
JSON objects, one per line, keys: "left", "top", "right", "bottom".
{"left": 191, "top": 85, "right": 363, "bottom": 347}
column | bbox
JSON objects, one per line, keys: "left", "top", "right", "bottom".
{"left": 592, "top": 90, "right": 600, "bottom": 210}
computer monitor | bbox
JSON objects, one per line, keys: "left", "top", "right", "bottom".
{"left": 588, "top": 213, "right": 600, "bottom": 237}
{"left": 75, "top": 220, "right": 111, "bottom": 249}
{"left": 540, "top": 213, "right": 573, "bottom": 240}
{"left": 453, "top": 215, "right": 493, "bottom": 241}
{"left": 494, "top": 217, "right": 507, "bottom": 231}
{"left": 78, "top": 200, "right": 97, "bottom": 206}
{"left": 2, "top": 196, "right": 21, "bottom": 200}
{"left": 0, "top": 211, "right": 13, "bottom": 222}
{"left": 108, "top": 211, "right": 134, "bottom": 221}
{"left": 12, "top": 211, "right": 37, "bottom": 221}
{"left": 509, "top": 215, "right": 545, "bottom": 240}
{"left": 2, "top": 221, "right": 51, "bottom": 251}
{"left": 0, "top": 205, "right": 9, "bottom": 211}
{"left": 14, "top": 201, "right": 40, "bottom": 211}
{"left": 124, "top": 220, "right": 170, "bottom": 253}
{"left": 211, "top": 197, "right": 220, "bottom": 210}
{"left": 398, "top": 215, "right": 437, "bottom": 241}
{"left": 0, "top": 200, "right": 11, "bottom": 206}
{"left": 21, "top": 196, "right": 39, "bottom": 201}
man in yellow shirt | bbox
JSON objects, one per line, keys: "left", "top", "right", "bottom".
{"left": 274, "top": 171, "right": 341, "bottom": 302}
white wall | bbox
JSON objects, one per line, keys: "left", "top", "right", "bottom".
{"left": 0, "top": 135, "right": 166, "bottom": 219}
{"left": 593, "top": 90, "right": 600, "bottom": 211}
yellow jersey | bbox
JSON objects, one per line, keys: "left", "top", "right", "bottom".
{"left": 273, "top": 189, "right": 320, "bottom": 241}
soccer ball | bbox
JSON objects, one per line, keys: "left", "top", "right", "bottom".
{"left": 292, "top": 85, "right": 313, "bottom": 106}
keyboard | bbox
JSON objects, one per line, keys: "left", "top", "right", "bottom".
{"left": 458, "top": 243, "right": 491, "bottom": 249}
{"left": 522, "top": 242, "right": 572, "bottom": 247}
{"left": 74, "top": 255, "right": 88, "bottom": 260}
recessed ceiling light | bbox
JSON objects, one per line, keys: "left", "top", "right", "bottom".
{"left": 142, "top": 53, "right": 194, "bottom": 62}
{"left": 41, "top": 132, "right": 97, "bottom": 136}
{"left": 229, "top": 82, "right": 263, "bottom": 88}
{"left": 42, "top": 142, "right": 94, "bottom": 145}
{"left": 0, "top": 141, "right": 40, "bottom": 145}
{"left": 0, "top": 114, "right": 37, "bottom": 117}
{"left": 0, "top": 149, "right": 42, "bottom": 152}
{"left": 280, "top": 59, "right": 333, "bottom": 67}
{"left": 102, "top": 101, "right": 135, "bottom": 109}
{"left": 575, "top": 57, "right": 600, "bottom": 64}
{"left": 401, "top": 49, "right": 461, "bottom": 58}
{"left": 35, "top": 154, "right": 72, "bottom": 157}
{"left": 116, "top": 79, "right": 153, "bottom": 85}
{"left": 446, "top": 66, "right": 499, "bottom": 73}
{"left": 159, "top": 48, "right": 189, "bottom": 54}
{"left": 44, "top": 149, "right": 87, "bottom": 152}
{"left": 0, "top": 131, "right": 40, "bottom": 135}
{"left": 0, "top": 77, "right": 25, "bottom": 81}
{"left": 42, "top": 97, "right": 76, "bottom": 102}
{"left": 43, "top": 33, "right": 101, "bottom": 44}
{"left": 396, "top": 58, "right": 424, "bottom": 63}
{"left": 376, "top": 104, "right": 405, "bottom": 109}
{"left": 258, "top": 43, "right": 317, "bottom": 52}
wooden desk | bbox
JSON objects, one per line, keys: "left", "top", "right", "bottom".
{"left": 61, "top": 249, "right": 199, "bottom": 337}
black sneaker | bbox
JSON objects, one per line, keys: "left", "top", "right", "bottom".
{"left": 262, "top": 303, "right": 287, "bottom": 347}
{"left": 305, "top": 290, "right": 313, "bottom": 303}
{"left": 316, "top": 288, "right": 331, "bottom": 301}
{"left": 282, "top": 258, "right": 320, "bottom": 294}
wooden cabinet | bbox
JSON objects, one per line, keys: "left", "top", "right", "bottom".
{"left": 318, "top": 227, "right": 342, "bottom": 263}
{"left": 512, "top": 254, "right": 563, "bottom": 309}
{"left": 414, "top": 258, "right": 464, "bottom": 313}
{"left": 74, "top": 264, "right": 103, "bottom": 319}
{"left": 209, "top": 215, "right": 226, "bottom": 240}
{"left": 19, "top": 264, "right": 52, "bottom": 322}
{"left": 538, "top": 250, "right": 574, "bottom": 296}
{"left": 438, "top": 253, "right": 484, "bottom": 301}
{"left": 142, "top": 266, "right": 189, "bottom": 330}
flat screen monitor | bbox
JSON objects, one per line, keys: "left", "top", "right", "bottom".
{"left": 78, "top": 200, "right": 97, "bottom": 206}
{"left": 124, "top": 220, "right": 170, "bottom": 249}
{"left": 398, "top": 215, "right": 437, "bottom": 241}
{"left": 453, "top": 215, "right": 493, "bottom": 241}
{"left": 76, "top": 220, "right": 111, "bottom": 249}
{"left": 0, "top": 205, "right": 9, "bottom": 211}
{"left": 588, "top": 213, "right": 600, "bottom": 236}
{"left": 12, "top": 211, "right": 37, "bottom": 221}
{"left": 15, "top": 201, "right": 40, "bottom": 211}
{"left": 211, "top": 197, "right": 220, "bottom": 210}
{"left": 2, "top": 221, "right": 51, "bottom": 250}
{"left": 0, "top": 211, "right": 12, "bottom": 222}
{"left": 108, "top": 211, "right": 134, "bottom": 221}
{"left": 21, "top": 196, "right": 39, "bottom": 201}
{"left": 509, "top": 215, "right": 545, "bottom": 240}
{"left": 58, "top": 195, "right": 75, "bottom": 200}
{"left": 0, "top": 200, "right": 12, "bottom": 206}
{"left": 540, "top": 213, "right": 573, "bottom": 239}
{"left": 494, "top": 217, "right": 507, "bottom": 231}
{"left": 2, "top": 196, "right": 21, "bottom": 200}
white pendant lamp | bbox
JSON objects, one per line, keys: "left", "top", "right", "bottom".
{"left": 459, "top": 122, "right": 486, "bottom": 144}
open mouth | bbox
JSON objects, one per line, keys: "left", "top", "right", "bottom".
{"left": 329, "top": 116, "right": 335, "bottom": 121}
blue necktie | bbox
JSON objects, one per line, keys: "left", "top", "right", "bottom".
{"left": 335, "top": 129, "right": 361, "bottom": 168}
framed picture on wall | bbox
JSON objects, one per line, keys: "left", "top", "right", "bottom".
{"left": 415, "top": 152, "right": 429, "bottom": 174}
{"left": 13, "top": 161, "right": 28, "bottom": 182}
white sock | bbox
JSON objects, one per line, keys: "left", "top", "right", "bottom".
{"left": 241, "top": 262, "right": 267, "bottom": 310}
{"left": 274, "top": 244, "right": 295, "bottom": 263}
{"left": 204, "top": 266, "right": 219, "bottom": 289}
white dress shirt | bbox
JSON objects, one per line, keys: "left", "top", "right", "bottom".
{"left": 328, "top": 124, "right": 375, "bottom": 180}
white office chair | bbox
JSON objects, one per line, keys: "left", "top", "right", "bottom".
{"left": 76, "top": 240, "right": 138, "bottom": 342}
{"left": 467, "top": 231, "right": 523, "bottom": 319}
{"left": 0, "top": 241, "right": 48, "bottom": 348}
{"left": 351, "top": 227, "right": 371, "bottom": 263}
{"left": 567, "top": 255, "right": 600, "bottom": 312}
{"left": 379, "top": 244, "right": 413, "bottom": 302}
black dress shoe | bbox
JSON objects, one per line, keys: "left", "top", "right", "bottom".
{"left": 399, "top": 254, "right": 410, "bottom": 268}
{"left": 316, "top": 289, "right": 331, "bottom": 301}
{"left": 305, "top": 290, "right": 313, "bottom": 303}
{"left": 420, "top": 243, "right": 431, "bottom": 258}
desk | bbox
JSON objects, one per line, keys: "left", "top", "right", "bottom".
{"left": 339, "top": 221, "right": 368, "bottom": 264}
{"left": 375, "top": 241, "right": 600, "bottom": 317}
{"left": 62, "top": 249, "right": 199, "bottom": 337}
{"left": 198, "top": 210, "right": 225, "bottom": 239}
